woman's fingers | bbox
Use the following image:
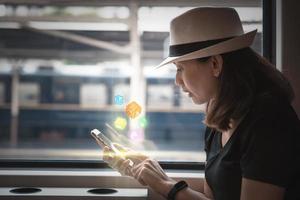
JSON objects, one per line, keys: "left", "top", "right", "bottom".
{"left": 131, "top": 160, "right": 152, "bottom": 185}
{"left": 149, "top": 159, "right": 165, "bottom": 177}
{"left": 125, "top": 151, "right": 148, "bottom": 164}
{"left": 130, "top": 158, "right": 171, "bottom": 188}
{"left": 131, "top": 161, "right": 143, "bottom": 174}
{"left": 102, "top": 146, "right": 114, "bottom": 162}
{"left": 102, "top": 146, "right": 135, "bottom": 177}
{"left": 103, "top": 146, "right": 122, "bottom": 169}
{"left": 118, "top": 159, "right": 129, "bottom": 175}
{"left": 118, "top": 159, "right": 134, "bottom": 176}
{"left": 133, "top": 163, "right": 158, "bottom": 186}
{"left": 133, "top": 167, "right": 147, "bottom": 186}
{"left": 102, "top": 147, "right": 110, "bottom": 162}
{"left": 131, "top": 159, "right": 156, "bottom": 175}
{"left": 110, "top": 154, "right": 125, "bottom": 169}
{"left": 109, "top": 143, "right": 148, "bottom": 165}
{"left": 103, "top": 146, "right": 172, "bottom": 196}
{"left": 102, "top": 144, "right": 165, "bottom": 188}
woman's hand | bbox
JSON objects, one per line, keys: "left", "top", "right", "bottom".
{"left": 102, "top": 143, "right": 148, "bottom": 176}
{"left": 131, "top": 158, "right": 176, "bottom": 197}
{"left": 102, "top": 143, "right": 176, "bottom": 197}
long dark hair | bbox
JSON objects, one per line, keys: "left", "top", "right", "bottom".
{"left": 201, "top": 47, "right": 295, "bottom": 132}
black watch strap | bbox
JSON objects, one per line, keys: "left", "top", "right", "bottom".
{"left": 167, "top": 180, "right": 188, "bottom": 200}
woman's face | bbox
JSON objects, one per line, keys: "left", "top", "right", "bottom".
{"left": 174, "top": 56, "right": 222, "bottom": 104}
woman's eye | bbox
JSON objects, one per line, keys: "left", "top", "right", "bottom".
{"left": 177, "top": 68, "right": 182, "bottom": 72}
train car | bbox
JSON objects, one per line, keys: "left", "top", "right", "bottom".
{"left": 0, "top": 67, "right": 206, "bottom": 151}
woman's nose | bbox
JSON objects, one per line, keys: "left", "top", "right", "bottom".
{"left": 175, "top": 72, "right": 183, "bottom": 86}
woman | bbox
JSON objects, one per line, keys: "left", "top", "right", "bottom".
{"left": 103, "top": 7, "right": 300, "bottom": 200}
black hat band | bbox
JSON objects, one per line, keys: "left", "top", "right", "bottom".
{"left": 169, "top": 36, "right": 234, "bottom": 57}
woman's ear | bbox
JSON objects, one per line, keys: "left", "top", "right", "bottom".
{"left": 210, "top": 55, "right": 223, "bottom": 77}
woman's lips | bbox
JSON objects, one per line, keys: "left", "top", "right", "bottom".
{"left": 183, "top": 89, "right": 192, "bottom": 97}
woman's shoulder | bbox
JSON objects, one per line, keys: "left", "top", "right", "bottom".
{"left": 204, "top": 126, "right": 219, "bottom": 151}
{"left": 244, "top": 91, "right": 300, "bottom": 136}
{"left": 204, "top": 126, "right": 214, "bottom": 148}
{"left": 250, "top": 92, "right": 297, "bottom": 120}
{"left": 235, "top": 92, "right": 299, "bottom": 147}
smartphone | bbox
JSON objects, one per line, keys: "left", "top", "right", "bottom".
{"left": 90, "top": 129, "right": 120, "bottom": 153}
{"left": 91, "top": 128, "right": 134, "bottom": 168}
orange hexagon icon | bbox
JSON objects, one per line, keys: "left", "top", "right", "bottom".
{"left": 125, "top": 101, "right": 142, "bottom": 119}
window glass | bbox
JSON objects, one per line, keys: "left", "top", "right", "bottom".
{"left": 147, "top": 84, "right": 174, "bottom": 109}
{"left": 80, "top": 84, "right": 107, "bottom": 106}
{"left": 0, "top": 2, "right": 262, "bottom": 162}
{"left": 0, "top": 83, "right": 4, "bottom": 104}
{"left": 19, "top": 83, "right": 40, "bottom": 105}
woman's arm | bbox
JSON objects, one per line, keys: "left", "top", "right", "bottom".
{"left": 170, "top": 178, "right": 213, "bottom": 200}
{"left": 103, "top": 144, "right": 214, "bottom": 199}
{"left": 103, "top": 145, "right": 212, "bottom": 200}
{"left": 204, "top": 179, "right": 214, "bottom": 199}
{"left": 240, "top": 178, "right": 285, "bottom": 200}
{"left": 164, "top": 184, "right": 212, "bottom": 200}
{"left": 131, "top": 158, "right": 213, "bottom": 200}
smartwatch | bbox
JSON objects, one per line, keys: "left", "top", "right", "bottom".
{"left": 167, "top": 180, "right": 188, "bottom": 200}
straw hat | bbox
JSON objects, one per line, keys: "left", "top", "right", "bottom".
{"left": 156, "top": 7, "right": 257, "bottom": 68}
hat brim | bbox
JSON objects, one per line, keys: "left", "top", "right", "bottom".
{"left": 155, "top": 29, "right": 257, "bottom": 69}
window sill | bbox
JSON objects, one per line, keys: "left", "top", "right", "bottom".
{"left": 0, "top": 168, "right": 204, "bottom": 200}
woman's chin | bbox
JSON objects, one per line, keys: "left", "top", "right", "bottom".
{"left": 191, "top": 96, "right": 204, "bottom": 104}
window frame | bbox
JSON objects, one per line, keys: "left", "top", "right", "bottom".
{"left": 0, "top": 159, "right": 205, "bottom": 170}
{"left": 0, "top": 0, "right": 273, "bottom": 170}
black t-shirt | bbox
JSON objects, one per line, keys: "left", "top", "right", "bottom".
{"left": 204, "top": 94, "right": 300, "bottom": 200}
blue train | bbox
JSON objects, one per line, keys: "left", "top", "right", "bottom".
{"left": 0, "top": 68, "right": 206, "bottom": 151}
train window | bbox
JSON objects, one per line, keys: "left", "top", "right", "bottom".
{"left": 18, "top": 83, "right": 40, "bottom": 105}
{"left": 80, "top": 84, "right": 107, "bottom": 106}
{"left": 147, "top": 84, "right": 174, "bottom": 109}
{"left": 52, "top": 79, "right": 80, "bottom": 104}
{"left": 0, "top": 2, "right": 263, "bottom": 167}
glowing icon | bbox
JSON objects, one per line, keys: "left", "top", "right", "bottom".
{"left": 139, "top": 116, "right": 148, "bottom": 128}
{"left": 113, "top": 117, "right": 127, "bottom": 130}
{"left": 125, "top": 101, "right": 142, "bottom": 119}
{"left": 114, "top": 95, "right": 124, "bottom": 105}
{"left": 129, "top": 128, "right": 144, "bottom": 142}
